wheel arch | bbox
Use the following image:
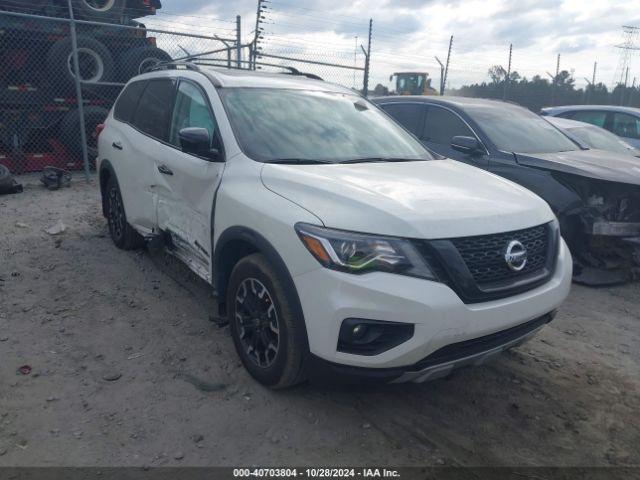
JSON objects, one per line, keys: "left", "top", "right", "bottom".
{"left": 213, "top": 227, "right": 308, "bottom": 340}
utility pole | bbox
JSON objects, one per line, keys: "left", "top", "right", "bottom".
{"left": 550, "top": 53, "right": 560, "bottom": 106}
{"left": 236, "top": 15, "right": 242, "bottom": 69}
{"left": 622, "top": 66, "right": 630, "bottom": 105}
{"left": 583, "top": 77, "right": 592, "bottom": 103}
{"left": 503, "top": 43, "right": 513, "bottom": 100}
{"left": 435, "top": 56, "right": 445, "bottom": 95}
{"left": 630, "top": 77, "right": 637, "bottom": 106}
{"left": 443, "top": 35, "right": 453, "bottom": 94}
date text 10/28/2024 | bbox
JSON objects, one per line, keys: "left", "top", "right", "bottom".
{"left": 233, "top": 468, "right": 401, "bottom": 478}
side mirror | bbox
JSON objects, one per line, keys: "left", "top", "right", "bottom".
{"left": 451, "top": 135, "right": 483, "bottom": 155}
{"left": 179, "top": 127, "right": 221, "bottom": 161}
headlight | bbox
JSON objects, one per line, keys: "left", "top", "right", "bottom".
{"left": 295, "top": 223, "right": 437, "bottom": 280}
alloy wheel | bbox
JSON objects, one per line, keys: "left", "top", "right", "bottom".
{"left": 234, "top": 278, "right": 280, "bottom": 368}
{"left": 107, "top": 186, "right": 124, "bottom": 241}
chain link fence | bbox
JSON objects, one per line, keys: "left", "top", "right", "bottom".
{"left": 0, "top": 2, "right": 371, "bottom": 179}
{"left": 0, "top": 1, "right": 236, "bottom": 177}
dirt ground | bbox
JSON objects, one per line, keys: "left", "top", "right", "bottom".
{"left": 0, "top": 176, "right": 639, "bottom": 468}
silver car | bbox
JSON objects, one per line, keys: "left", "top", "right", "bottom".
{"left": 541, "top": 105, "right": 640, "bottom": 149}
{"left": 545, "top": 116, "right": 640, "bottom": 157}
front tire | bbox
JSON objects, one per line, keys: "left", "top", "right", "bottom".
{"left": 227, "top": 253, "right": 308, "bottom": 389}
{"left": 105, "top": 177, "right": 143, "bottom": 250}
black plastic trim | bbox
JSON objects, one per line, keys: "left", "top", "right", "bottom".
{"left": 337, "top": 319, "right": 414, "bottom": 356}
{"left": 307, "top": 312, "right": 555, "bottom": 384}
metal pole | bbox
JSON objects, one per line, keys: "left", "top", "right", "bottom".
{"left": 67, "top": 0, "right": 90, "bottom": 182}
{"left": 551, "top": 53, "right": 560, "bottom": 106}
{"left": 586, "top": 61, "right": 597, "bottom": 103}
{"left": 630, "top": 77, "right": 637, "bottom": 106}
{"left": 362, "top": 18, "right": 372, "bottom": 97}
{"left": 503, "top": 43, "right": 512, "bottom": 100}
{"left": 443, "top": 35, "right": 453, "bottom": 94}
{"left": 583, "top": 77, "right": 592, "bottom": 103}
{"left": 622, "top": 66, "right": 630, "bottom": 105}
{"left": 236, "top": 15, "right": 242, "bottom": 69}
{"left": 435, "top": 56, "right": 445, "bottom": 95}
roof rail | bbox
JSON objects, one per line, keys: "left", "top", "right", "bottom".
{"left": 279, "top": 66, "right": 324, "bottom": 81}
{"left": 150, "top": 61, "right": 202, "bottom": 73}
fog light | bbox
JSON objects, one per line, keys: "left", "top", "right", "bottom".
{"left": 338, "top": 318, "right": 414, "bottom": 356}
{"left": 352, "top": 324, "right": 367, "bottom": 340}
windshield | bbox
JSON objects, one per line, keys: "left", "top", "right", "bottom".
{"left": 568, "top": 125, "right": 634, "bottom": 155}
{"left": 466, "top": 104, "right": 580, "bottom": 154}
{"left": 220, "top": 88, "right": 431, "bottom": 163}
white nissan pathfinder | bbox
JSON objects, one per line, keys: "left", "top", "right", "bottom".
{"left": 97, "top": 64, "right": 572, "bottom": 388}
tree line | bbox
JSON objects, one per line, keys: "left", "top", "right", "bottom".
{"left": 448, "top": 65, "right": 640, "bottom": 112}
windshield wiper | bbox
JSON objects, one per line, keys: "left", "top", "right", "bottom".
{"left": 267, "top": 158, "right": 334, "bottom": 165}
{"left": 337, "top": 157, "right": 426, "bottom": 164}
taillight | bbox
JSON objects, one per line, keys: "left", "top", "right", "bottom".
{"left": 95, "top": 123, "right": 105, "bottom": 140}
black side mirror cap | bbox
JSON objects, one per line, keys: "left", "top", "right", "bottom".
{"left": 451, "top": 135, "right": 482, "bottom": 155}
{"left": 179, "top": 127, "right": 222, "bottom": 161}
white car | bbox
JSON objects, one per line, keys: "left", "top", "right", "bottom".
{"left": 97, "top": 64, "right": 572, "bottom": 388}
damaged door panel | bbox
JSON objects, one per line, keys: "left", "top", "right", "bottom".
{"left": 154, "top": 79, "right": 225, "bottom": 283}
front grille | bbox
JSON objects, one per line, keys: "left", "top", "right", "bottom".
{"left": 417, "top": 221, "right": 559, "bottom": 304}
{"left": 451, "top": 224, "right": 549, "bottom": 286}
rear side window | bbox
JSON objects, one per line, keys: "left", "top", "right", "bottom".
{"left": 113, "top": 81, "right": 146, "bottom": 123}
{"left": 569, "top": 110, "right": 607, "bottom": 128}
{"left": 132, "top": 79, "right": 176, "bottom": 141}
{"left": 611, "top": 112, "right": 640, "bottom": 139}
{"left": 381, "top": 103, "right": 425, "bottom": 137}
{"left": 423, "top": 106, "right": 474, "bottom": 144}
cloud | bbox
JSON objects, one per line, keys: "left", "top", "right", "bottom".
{"left": 156, "top": 0, "right": 638, "bottom": 89}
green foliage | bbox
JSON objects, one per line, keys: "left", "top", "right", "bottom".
{"left": 449, "top": 65, "right": 640, "bottom": 112}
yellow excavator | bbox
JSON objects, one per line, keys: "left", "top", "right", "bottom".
{"left": 390, "top": 72, "right": 439, "bottom": 96}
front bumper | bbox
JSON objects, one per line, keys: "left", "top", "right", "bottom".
{"left": 293, "top": 238, "right": 572, "bottom": 370}
{"left": 308, "top": 312, "right": 553, "bottom": 383}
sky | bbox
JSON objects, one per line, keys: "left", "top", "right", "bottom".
{"left": 145, "top": 0, "right": 640, "bottom": 91}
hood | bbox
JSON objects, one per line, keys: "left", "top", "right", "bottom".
{"left": 515, "top": 149, "right": 640, "bottom": 186}
{"left": 261, "top": 159, "right": 554, "bottom": 239}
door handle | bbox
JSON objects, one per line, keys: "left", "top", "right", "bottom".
{"left": 112, "top": 142, "right": 123, "bottom": 150}
{"left": 157, "top": 164, "right": 173, "bottom": 176}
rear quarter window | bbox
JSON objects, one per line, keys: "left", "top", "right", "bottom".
{"left": 113, "top": 81, "right": 147, "bottom": 123}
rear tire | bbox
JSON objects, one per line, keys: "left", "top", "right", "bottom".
{"left": 105, "top": 176, "right": 144, "bottom": 250}
{"left": 118, "top": 46, "right": 172, "bottom": 81}
{"left": 227, "top": 253, "right": 308, "bottom": 389}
